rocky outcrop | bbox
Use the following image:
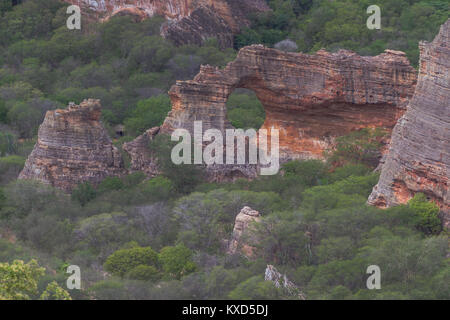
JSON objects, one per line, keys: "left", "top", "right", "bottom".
{"left": 19, "top": 100, "right": 124, "bottom": 192}
{"left": 122, "top": 126, "right": 160, "bottom": 177}
{"left": 18, "top": 44, "right": 419, "bottom": 190}
{"left": 161, "top": 46, "right": 417, "bottom": 162}
{"left": 265, "top": 265, "right": 306, "bottom": 300}
{"left": 63, "top": 0, "right": 270, "bottom": 47}
{"left": 368, "top": 19, "right": 450, "bottom": 227}
{"left": 228, "top": 206, "right": 260, "bottom": 256}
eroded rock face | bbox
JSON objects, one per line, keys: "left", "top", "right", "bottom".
{"left": 161, "top": 45, "right": 417, "bottom": 162}
{"left": 122, "top": 126, "right": 160, "bottom": 177}
{"left": 228, "top": 206, "right": 260, "bottom": 256}
{"left": 63, "top": 0, "right": 270, "bottom": 47}
{"left": 368, "top": 19, "right": 450, "bottom": 227}
{"left": 19, "top": 100, "right": 125, "bottom": 192}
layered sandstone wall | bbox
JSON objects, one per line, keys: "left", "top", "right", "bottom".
{"left": 19, "top": 99, "right": 125, "bottom": 192}
{"left": 368, "top": 19, "right": 450, "bottom": 227}
{"left": 63, "top": 0, "right": 270, "bottom": 47}
{"left": 161, "top": 45, "right": 417, "bottom": 162}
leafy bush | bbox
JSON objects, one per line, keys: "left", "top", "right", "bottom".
{"left": 104, "top": 246, "right": 159, "bottom": 278}
{"left": 71, "top": 182, "right": 96, "bottom": 206}
{"left": 97, "top": 177, "right": 124, "bottom": 194}
{"left": 408, "top": 193, "right": 442, "bottom": 235}
{"left": 226, "top": 91, "right": 265, "bottom": 129}
{"left": 150, "top": 134, "right": 203, "bottom": 194}
{"left": 141, "top": 176, "right": 174, "bottom": 202}
{"left": 228, "top": 276, "right": 282, "bottom": 300}
{"left": 126, "top": 265, "right": 160, "bottom": 282}
{"left": 124, "top": 95, "right": 171, "bottom": 136}
{"left": 282, "top": 160, "right": 328, "bottom": 187}
{"left": 159, "top": 245, "right": 196, "bottom": 280}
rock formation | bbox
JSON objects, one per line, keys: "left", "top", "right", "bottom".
{"left": 161, "top": 46, "right": 417, "bottom": 162}
{"left": 19, "top": 99, "right": 124, "bottom": 192}
{"left": 19, "top": 44, "right": 419, "bottom": 191}
{"left": 63, "top": 0, "right": 270, "bottom": 47}
{"left": 368, "top": 19, "right": 450, "bottom": 227}
{"left": 228, "top": 206, "right": 261, "bottom": 256}
{"left": 265, "top": 264, "right": 306, "bottom": 300}
{"left": 122, "top": 126, "right": 160, "bottom": 177}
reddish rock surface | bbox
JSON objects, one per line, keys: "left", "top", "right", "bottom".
{"left": 18, "top": 44, "right": 419, "bottom": 190}
{"left": 368, "top": 19, "right": 450, "bottom": 227}
{"left": 63, "top": 0, "right": 270, "bottom": 47}
{"left": 19, "top": 99, "right": 125, "bottom": 192}
{"left": 161, "top": 45, "right": 417, "bottom": 162}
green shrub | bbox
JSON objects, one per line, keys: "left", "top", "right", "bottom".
{"left": 97, "top": 177, "right": 124, "bottom": 193}
{"left": 122, "top": 172, "right": 146, "bottom": 188}
{"left": 150, "top": 134, "right": 203, "bottom": 194}
{"left": 282, "top": 160, "right": 328, "bottom": 187}
{"left": 408, "top": 193, "right": 442, "bottom": 235}
{"left": 228, "top": 276, "right": 282, "bottom": 300}
{"left": 71, "top": 182, "right": 96, "bottom": 206}
{"left": 159, "top": 245, "right": 196, "bottom": 279}
{"left": 141, "top": 176, "right": 174, "bottom": 202}
{"left": 126, "top": 265, "right": 160, "bottom": 282}
{"left": 124, "top": 94, "right": 171, "bottom": 136}
{"left": 103, "top": 246, "right": 159, "bottom": 277}
{"left": 226, "top": 92, "right": 265, "bottom": 129}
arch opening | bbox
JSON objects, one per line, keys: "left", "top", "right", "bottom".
{"left": 225, "top": 88, "right": 265, "bottom": 131}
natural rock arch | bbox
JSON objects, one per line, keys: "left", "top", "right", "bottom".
{"left": 19, "top": 45, "right": 419, "bottom": 190}
{"left": 161, "top": 45, "right": 417, "bottom": 161}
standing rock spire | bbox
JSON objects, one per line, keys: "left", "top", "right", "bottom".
{"left": 19, "top": 99, "right": 125, "bottom": 191}
{"left": 368, "top": 19, "right": 450, "bottom": 227}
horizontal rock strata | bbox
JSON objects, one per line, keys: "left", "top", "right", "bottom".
{"left": 368, "top": 19, "right": 450, "bottom": 227}
{"left": 161, "top": 45, "right": 417, "bottom": 162}
{"left": 19, "top": 99, "right": 125, "bottom": 191}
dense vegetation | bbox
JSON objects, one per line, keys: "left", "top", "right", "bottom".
{"left": 0, "top": 0, "right": 448, "bottom": 300}
{"left": 237, "top": 0, "right": 449, "bottom": 66}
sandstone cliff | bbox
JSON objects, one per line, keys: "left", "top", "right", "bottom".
{"left": 368, "top": 19, "right": 450, "bottom": 227}
{"left": 19, "top": 99, "right": 125, "bottom": 192}
{"left": 63, "top": 0, "right": 270, "bottom": 47}
{"left": 161, "top": 46, "right": 417, "bottom": 162}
